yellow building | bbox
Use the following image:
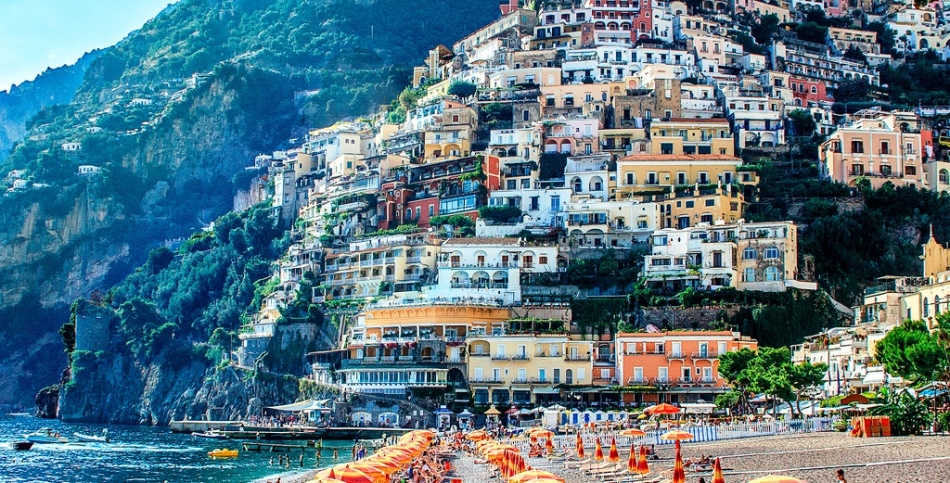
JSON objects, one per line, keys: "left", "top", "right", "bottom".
{"left": 423, "top": 106, "right": 478, "bottom": 162}
{"left": 653, "top": 187, "right": 745, "bottom": 228}
{"left": 322, "top": 234, "right": 440, "bottom": 301}
{"left": 616, "top": 154, "right": 748, "bottom": 197}
{"left": 467, "top": 317, "right": 594, "bottom": 406}
{"left": 337, "top": 302, "right": 511, "bottom": 397}
{"left": 649, "top": 119, "right": 734, "bottom": 156}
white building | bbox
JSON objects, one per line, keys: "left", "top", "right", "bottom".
{"left": 565, "top": 153, "right": 612, "bottom": 201}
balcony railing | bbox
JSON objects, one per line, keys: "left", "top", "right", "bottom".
{"left": 470, "top": 352, "right": 490, "bottom": 358}
{"left": 529, "top": 377, "right": 551, "bottom": 384}
{"left": 511, "top": 354, "right": 530, "bottom": 361}
{"left": 627, "top": 377, "right": 648, "bottom": 385}
{"left": 470, "top": 378, "right": 505, "bottom": 385}
{"left": 691, "top": 351, "right": 718, "bottom": 359}
{"left": 564, "top": 355, "right": 591, "bottom": 361}
{"left": 667, "top": 352, "right": 686, "bottom": 359}
{"left": 511, "top": 378, "right": 531, "bottom": 385}
{"left": 491, "top": 355, "right": 510, "bottom": 361}
{"left": 536, "top": 352, "right": 562, "bottom": 358}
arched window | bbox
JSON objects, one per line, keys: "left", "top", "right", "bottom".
{"left": 940, "top": 169, "right": 949, "bottom": 184}
{"left": 765, "top": 266, "right": 780, "bottom": 282}
{"left": 405, "top": 208, "right": 413, "bottom": 220}
{"left": 764, "top": 246, "right": 781, "bottom": 259}
{"left": 743, "top": 247, "right": 757, "bottom": 260}
{"left": 572, "top": 177, "right": 582, "bottom": 193}
{"left": 810, "top": 86, "right": 818, "bottom": 94}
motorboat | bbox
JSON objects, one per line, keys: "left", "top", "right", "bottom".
{"left": 193, "top": 431, "right": 227, "bottom": 440}
{"left": 13, "top": 441, "right": 34, "bottom": 450}
{"left": 208, "top": 448, "right": 239, "bottom": 458}
{"left": 25, "top": 428, "right": 68, "bottom": 444}
{"left": 74, "top": 429, "right": 110, "bottom": 443}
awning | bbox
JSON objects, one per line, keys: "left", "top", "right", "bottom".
{"left": 266, "top": 399, "right": 331, "bottom": 412}
{"left": 533, "top": 387, "right": 561, "bottom": 394}
{"left": 863, "top": 371, "right": 886, "bottom": 385}
{"left": 920, "top": 388, "right": 948, "bottom": 398}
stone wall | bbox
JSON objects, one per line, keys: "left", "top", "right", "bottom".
{"left": 637, "top": 305, "right": 741, "bottom": 330}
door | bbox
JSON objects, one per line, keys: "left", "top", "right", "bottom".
{"left": 672, "top": 342, "right": 682, "bottom": 357}
{"left": 474, "top": 367, "right": 483, "bottom": 381}
{"left": 449, "top": 346, "right": 459, "bottom": 362}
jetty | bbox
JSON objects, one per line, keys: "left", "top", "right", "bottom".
{"left": 169, "top": 420, "right": 410, "bottom": 440}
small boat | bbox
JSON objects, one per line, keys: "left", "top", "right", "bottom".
{"left": 208, "top": 448, "right": 239, "bottom": 458}
{"left": 74, "top": 429, "right": 110, "bottom": 443}
{"left": 13, "top": 441, "right": 34, "bottom": 451}
{"left": 193, "top": 431, "right": 227, "bottom": 440}
{"left": 25, "top": 428, "right": 68, "bottom": 444}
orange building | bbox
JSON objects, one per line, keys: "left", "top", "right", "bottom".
{"left": 615, "top": 331, "right": 757, "bottom": 405}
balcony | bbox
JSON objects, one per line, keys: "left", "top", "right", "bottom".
{"left": 470, "top": 352, "right": 490, "bottom": 358}
{"left": 470, "top": 378, "right": 505, "bottom": 385}
{"left": 529, "top": 377, "right": 552, "bottom": 384}
{"left": 667, "top": 352, "right": 686, "bottom": 360}
{"left": 536, "top": 352, "right": 562, "bottom": 358}
{"left": 674, "top": 378, "right": 695, "bottom": 386}
{"left": 511, "top": 378, "right": 531, "bottom": 385}
{"left": 627, "top": 377, "right": 649, "bottom": 385}
{"left": 595, "top": 355, "right": 615, "bottom": 364}
{"left": 691, "top": 351, "right": 718, "bottom": 359}
{"left": 564, "top": 355, "right": 591, "bottom": 361}
{"left": 511, "top": 354, "right": 531, "bottom": 361}
{"left": 491, "top": 354, "right": 510, "bottom": 361}
{"left": 653, "top": 377, "right": 671, "bottom": 385}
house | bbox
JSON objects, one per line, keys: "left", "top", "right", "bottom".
{"left": 322, "top": 233, "right": 439, "bottom": 301}
{"left": 615, "top": 331, "right": 758, "bottom": 405}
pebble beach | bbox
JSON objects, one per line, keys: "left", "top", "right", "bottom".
{"left": 253, "top": 432, "right": 950, "bottom": 483}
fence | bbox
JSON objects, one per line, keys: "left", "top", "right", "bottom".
{"left": 499, "top": 418, "right": 833, "bottom": 450}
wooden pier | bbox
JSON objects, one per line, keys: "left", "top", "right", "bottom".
{"left": 241, "top": 442, "right": 310, "bottom": 453}
{"left": 169, "top": 420, "right": 409, "bottom": 441}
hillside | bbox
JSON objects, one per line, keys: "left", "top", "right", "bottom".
{"left": 0, "top": 0, "right": 501, "bottom": 407}
{"left": 0, "top": 51, "right": 101, "bottom": 160}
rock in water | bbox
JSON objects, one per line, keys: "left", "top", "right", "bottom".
{"left": 35, "top": 385, "right": 59, "bottom": 419}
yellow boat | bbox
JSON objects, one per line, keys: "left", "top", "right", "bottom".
{"left": 208, "top": 448, "right": 239, "bottom": 458}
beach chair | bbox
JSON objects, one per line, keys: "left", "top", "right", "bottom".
{"left": 564, "top": 458, "right": 592, "bottom": 468}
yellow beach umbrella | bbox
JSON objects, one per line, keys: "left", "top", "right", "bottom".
{"left": 575, "top": 433, "right": 585, "bottom": 458}
{"left": 315, "top": 468, "right": 374, "bottom": 483}
{"left": 660, "top": 430, "right": 694, "bottom": 442}
{"left": 626, "top": 442, "right": 638, "bottom": 473}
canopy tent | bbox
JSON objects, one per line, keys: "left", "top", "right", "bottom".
{"left": 679, "top": 403, "right": 716, "bottom": 414}
{"left": 458, "top": 410, "right": 474, "bottom": 419}
{"left": 266, "top": 399, "right": 332, "bottom": 412}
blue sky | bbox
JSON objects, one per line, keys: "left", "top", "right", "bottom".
{"left": 0, "top": 0, "right": 178, "bottom": 92}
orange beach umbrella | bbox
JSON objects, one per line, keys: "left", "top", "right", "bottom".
{"left": 466, "top": 430, "right": 491, "bottom": 441}
{"left": 649, "top": 403, "right": 681, "bottom": 415}
{"left": 315, "top": 467, "right": 374, "bottom": 483}
{"left": 746, "top": 477, "right": 808, "bottom": 483}
{"left": 575, "top": 433, "right": 585, "bottom": 458}
{"left": 672, "top": 440, "right": 686, "bottom": 483}
{"left": 619, "top": 428, "right": 646, "bottom": 437}
{"left": 636, "top": 444, "right": 650, "bottom": 475}
{"left": 626, "top": 443, "right": 638, "bottom": 473}
{"left": 508, "top": 470, "right": 565, "bottom": 483}
{"left": 593, "top": 437, "right": 604, "bottom": 461}
{"left": 607, "top": 437, "right": 620, "bottom": 462}
{"left": 545, "top": 436, "right": 554, "bottom": 453}
{"left": 661, "top": 430, "right": 694, "bottom": 442}
{"left": 712, "top": 457, "right": 726, "bottom": 483}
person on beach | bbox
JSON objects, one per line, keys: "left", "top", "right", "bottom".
{"left": 836, "top": 469, "right": 848, "bottom": 482}
{"left": 333, "top": 449, "right": 339, "bottom": 459}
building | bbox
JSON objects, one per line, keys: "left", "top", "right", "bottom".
{"left": 643, "top": 220, "right": 810, "bottom": 292}
{"left": 322, "top": 234, "right": 439, "bottom": 301}
{"left": 819, "top": 109, "right": 928, "bottom": 190}
{"left": 615, "top": 331, "right": 758, "bottom": 405}
{"left": 615, "top": 154, "right": 749, "bottom": 200}
{"left": 649, "top": 118, "right": 734, "bottom": 156}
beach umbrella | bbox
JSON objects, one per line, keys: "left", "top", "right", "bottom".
{"left": 608, "top": 437, "right": 620, "bottom": 462}
{"left": 508, "top": 469, "right": 565, "bottom": 483}
{"left": 594, "top": 437, "right": 604, "bottom": 461}
{"left": 649, "top": 403, "right": 681, "bottom": 415}
{"left": 311, "top": 479, "right": 348, "bottom": 483}
{"left": 575, "top": 433, "right": 585, "bottom": 458}
{"left": 545, "top": 436, "right": 554, "bottom": 453}
{"left": 342, "top": 464, "right": 388, "bottom": 483}
{"left": 746, "top": 477, "right": 807, "bottom": 483}
{"left": 619, "top": 428, "right": 646, "bottom": 437}
{"left": 660, "top": 430, "right": 694, "bottom": 442}
{"left": 361, "top": 457, "right": 401, "bottom": 473}
{"left": 466, "top": 430, "right": 491, "bottom": 441}
{"left": 532, "top": 429, "right": 554, "bottom": 439}
{"left": 636, "top": 444, "right": 650, "bottom": 475}
{"left": 626, "top": 442, "right": 638, "bottom": 473}
{"left": 712, "top": 457, "right": 726, "bottom": 483}
{"left": 672, "top": 440, "right": 686, "bottom": 483}
{"left": 315, "top": 467, "right": 374, "bottom": 483}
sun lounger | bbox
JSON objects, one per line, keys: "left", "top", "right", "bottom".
{"left": 564, "top": 458, "right": 592, "bottom": 467}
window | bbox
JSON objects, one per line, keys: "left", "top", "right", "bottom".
{"left": 744, "top": 267, "right": 755, "bottom": 282}
{"left": 539, "top": 255, "right": 548, "bottom": 265}
{"left": 743, "top": 247, "right": 757, "bottom": 260}
{"left": 764, "top": 246, "right": 780, "bottom": 259}
{"left": 405, "top": 208, "right": 412, "bottom": 220}
{"left": 626, "top": 172, "right": 635, "bottom": 185}
{"left": 765, "top": 266, "right": 780, "bottom": 281}
{"left": 551, "top": 195, "right": 561, "bottom": 212}
{"left": 428, "top": 205, "right": 434, "bottom": 216}
{"left": 658, "top": 367, "right": 668, "bottom": 382}
{"left": 852, "top": 164, "right": 864, "bottom": 176}
{"left": 881, "top": 141, "right": 890, "bottom": 155}
{"left": 705, "top": 199, "right": 715, "bottom": 207}
{"left": 851, "top": 140, "right": 864, "bottom": 153}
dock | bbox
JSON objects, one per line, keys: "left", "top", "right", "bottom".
{"left": 169, "top": 420, "right": 410, "bottom": 440}
{"left": 241, "top": 442, "right": 310, "bottom": 453}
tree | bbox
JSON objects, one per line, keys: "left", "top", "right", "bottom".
{"left": 842, "top": 46, "right": 867, "bottom": 64}
{"left": 788, "top": 109, "right": 817, "bottom": 137}
{"left": 447, "top": 80, "right": 477, "bottom": 99}
{"left": 787, "top": 361, "right": 828, "bottom": 417}
{"left": 751, "top": 14, "right": 780, "bottom": 44}
{"left": 795, "top": 22, "right": 829, "bottom": 45}
{"left": 867, "top": 21, "right": 897, "bottom": 56}
{"left": 876, "top": 317, "right": 949, "bottom": 382}
{"left": 833, "top": 79, "right": 871, "bottom": 103}
{"left": 718, "top": 348, "right": 758, "bottom": 413}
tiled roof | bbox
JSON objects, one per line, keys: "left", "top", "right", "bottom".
{"left": 443, "top": 237, "right": 520, "bottom": 246}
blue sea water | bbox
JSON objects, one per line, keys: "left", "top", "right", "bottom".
{"left": 0, "top": 415, "right": 355, "bottom": 483}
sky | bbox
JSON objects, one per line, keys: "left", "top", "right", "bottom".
{"left": 0, "top": 0, "right": 178, "bottom": 92}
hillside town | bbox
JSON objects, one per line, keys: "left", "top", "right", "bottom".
{"left": 219, "top": 0, "right": 950, "bottom": 424}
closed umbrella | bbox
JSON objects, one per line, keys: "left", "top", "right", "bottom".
{"left": 626, "top": 443, "right": 638, "bottom": 473}
{"left": 545, "top": 437, "right": 554, "bottom": 453}
{"left": 594, "top": 438, "right": 604, "bottom": 461}
{"left": 575, "top": 433, "right": 585, "bottom": 459}
{"left": 712, "top": 457, "right": 726, "bottom": 483}
{"left": 608, "top": 437, "right": 620, "bottom": 463}
{"left": 672, "top": 440, "right": 686, "bottom": 483}
{"left": 636, "top": 444, "right": 650, "bottom": 475}
{"left": 746, "top": 477, "right": 807, "bottom": 483}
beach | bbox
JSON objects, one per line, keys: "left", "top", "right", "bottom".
{"left": 447, "top": 432, "right": 950, "bottom": 483}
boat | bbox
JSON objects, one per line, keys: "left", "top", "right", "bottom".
{"left": 13, "top": 441, "right": 34, "bottom": 451}
{"left": 74, "top": 429, "right": 110, "bottom": 443}
{"left": 193, "top": 431, "right": 227, "bottom": 440}
{"left": 25, "top": 428, "right": 68, "bottom": 444}
{"left": 208, "top": 448, "right": 239, "bottom": 458}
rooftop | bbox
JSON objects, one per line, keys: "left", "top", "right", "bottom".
{"left": 619, "top": 154, "right": 742, "bottom": 162}
{"left": 443, "top": 237, "right": 521, "bottom": 246}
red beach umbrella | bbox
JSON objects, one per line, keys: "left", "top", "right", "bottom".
{"left": 626, "top": 443, "right": 638, "bottom": 473}
{"left": 594, "top": 437, "right": 604, "bottom": 461}
{"left": 608, "top": 437, "right": 620, "bottom": 463}
{"left": 636, "top": 444, "right": 650, "bottom": 475}
{"left": 575, "top": 433, "right": 585, "bottom": 459}
{"left": 712, "top": 457, "right": 726, "bottom": 483}
{"left": 672, "top": 440, "right": 686, "bottom": 483}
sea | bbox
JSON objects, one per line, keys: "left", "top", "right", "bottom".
{"left": 0, "top": 414, "right": 356, "bottom": 483}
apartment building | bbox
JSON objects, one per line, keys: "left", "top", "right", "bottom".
{"left": 322, "top": 234, "right": 440, "bottom": 301}
{"left": 615, "top": 331, "right": 758, "bottom": 405}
